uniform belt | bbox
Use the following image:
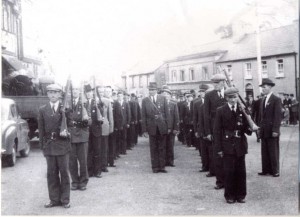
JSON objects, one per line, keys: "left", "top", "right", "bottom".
{"left": 224, "top": 130, "right": 241, "bottom": 138}
{"left": 72, "top": 121, "right": 88, "bottom": 128}
{"left": 44, "top": 131, "right": 69, "bottom": 140}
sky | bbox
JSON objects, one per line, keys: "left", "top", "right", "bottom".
{"left": 21, "top": 0, "right": 298, "bottom": 86}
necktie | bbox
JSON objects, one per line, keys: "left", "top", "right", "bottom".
{"left": 263, "top": 97, "right": 267, "bottom": 109}
{"left": 152, "top": 96, "right": 156, "bottom": 104}
{"left": 52, "top": 104, "right": 56, "bottom": 113}
{"left": 218, "top": 91, "right": 223, "bottom": 99}
{"left": 231, "top": 105, "right": 236, "bottom": 116}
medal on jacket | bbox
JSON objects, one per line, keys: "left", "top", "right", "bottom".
{"left": 92, "top": 110, "right": 95, "bottom": 113}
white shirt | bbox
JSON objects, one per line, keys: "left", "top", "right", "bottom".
{"left": 228, "top": 103, "right": 237, "bottom": 112}
{"left": 265, "top": 92, "right": 273, "bottom": 107}
{"left": 50, "top": 101, "right": 59, "bottom": 113}
{"left": 220, "top": 88, "right": 224, "bottom": 98}
{"left": 73, "top": 97, "right": 79, "bottom": 106}
{"left": 152, "top": 94, "right": 157, "bottom": 103}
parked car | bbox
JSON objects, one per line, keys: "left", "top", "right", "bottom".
{"left": 1, "top": 98, "right": 30, "bottom": 166}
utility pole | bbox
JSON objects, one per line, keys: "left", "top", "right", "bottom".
{"left": 255, "top": 0, "right": 262, "bottom": 91}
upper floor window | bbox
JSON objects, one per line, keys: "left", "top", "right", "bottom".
{"left": 180, "top": 70, "right": 185, "bottom": 81}
{"left": 139, "top": 76, "right": 142, "bottom": 87}
{"left": 262, "top": 60, "right": 268, "bottom": 78}
{"left": 2, "top": 4, "right": 8, "bottom": 31}
{"left": 131, "top": 76, "right": 135, "bottom": 88}
{"left": 171, "top": 70, "right": 177, "bottom": 82}
{"left": 244, "top": 63, "right": 252, "bottom": 79}
{"left": 202, "top": 67, "right": 209, "bottom": 80}
{"left": 276, "top": 59, "right": 284, "bottom": 78}
{"left": 189, "top": 68, "right": 195, "bottom": 81}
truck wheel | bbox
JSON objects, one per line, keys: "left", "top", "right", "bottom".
{"left": 7, "top": 144, "right": 17, "bottom": 167}
{"left": 20, "top": 137, "right": 30, "bottom": 157}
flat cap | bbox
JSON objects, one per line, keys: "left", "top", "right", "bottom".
{"left": 224, "top": 87, "right": 239, "bottom": 96}
{"left": 184, "top": 90, "right": 193, "bottom": 97}
{"left": 211, "top": 73, "right": 226, "bottom": 83}
{"left": 148, "top": 82, "right": 158, "bottom": 90}
{"left": 259, "top": 78, "right": 275, "bottom": 87}
{"left": 198, "top": 84, "right": 210, "bottom": 92}
{"left": 162, "top": 85, "right": 172, "bottom": 95}
{"left": 46, "top": 83, "right": 62, "bottom": 92}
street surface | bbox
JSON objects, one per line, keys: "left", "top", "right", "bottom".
{"left": 1, "top": 126, "right": 299, "bottom": 215}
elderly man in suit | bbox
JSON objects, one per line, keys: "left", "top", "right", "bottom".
{"left": 69, "top": 84, "right": 90, "bottom": 191}
{"left": 98, "top": 86, "right": 114, "bottom": 173}
{"left": 38, "top": 83, "right": 72, "bottom": 208}
{"left": 161, "top": 86, "right": 179, "bottom": 167}
{"left": 214, "top": 87, "right": 252, "bottom": 204}
{"left": 204, "top": 74, "right": 227, "bottom": 189}
{"left": 142, "top": 82, "right": 171, "bottom": 173}
{"left": 258, "top": 78, "right": 282, "bottom": 177}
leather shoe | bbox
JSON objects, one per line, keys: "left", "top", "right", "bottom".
{"left": 71, "top": 186, "right": 78, "bottom": 190}
{"left": 272, "top": 173, "right": 280, "bottom": 177}
{"left": 159, "top": 169, "right": 168, "bottom": 173}
{"left": 206, "top": 173, "right": 215, "bottom": 177}
{"left": 109, "top": 164, "right": 116, "bottom": 167}
{"left": 237, "top": 198, "right": 246, "bottom": 203}
{"left": 44, "top": 201, "right": 61, "bottom": 208}
{"left": 79, "top": 186, "right": 86, "bottom": 191}
{"left": 63, "top": 203, "right": 71, "bottom": 208}
{"left": 102, "top": 168, "right": 109, "bottom": 172}
{"left": 95, "top": 173, "right": 102, "bottom": 178}
{"left": 258, "top": 172, "right": 269, "bottom": 176}
{"left": 214, "top": 185, "right": 224, "bottom": 190}
{"left": 199, "top": 169, "right": 208, "bottom": 172}
{"left": 226, "top": 199, "right": 236, "bottom": 204}
{"left": 153, "top": 170, "right": 159, "bottom": 173}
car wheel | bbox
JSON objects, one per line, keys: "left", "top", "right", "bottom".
{"left": 20, "top": 137, "right": 30, "bottom": 157}
{"left": 7, "top": 143, "right": 17, "bottom": 167}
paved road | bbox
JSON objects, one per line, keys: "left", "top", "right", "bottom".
{"left": 1, "top": 126, "right": 299, "bottom": 215}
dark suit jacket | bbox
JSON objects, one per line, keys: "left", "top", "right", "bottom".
{"left": 198, "top": 103, "right": 205, "bottom": 137}
{"left": 113, "top": 100, "right": 123, "bottom": 131}
{"left": 203, "top": 89, "right": 227, "bottom": 136}
{"left": 120, "top": 101, "right": 131, "bottom": 128}
{"left": 90, "top": 99, "right": 103, "bottom": 137}
{"left": 251, "top": 98, "right": 261, "bottom": 124}
{"left": 181, "top": 101, "right": 193, "bottom": 125}
{"left": 213, "top": 104, "right": 252, "bottom": 157}
{"left": 141, "top": 95, "right": 171, "bottom": 135}
{"left": 177, "top": 101, "right": 185, "bottom": 122}
{"left": 38, "top": 102, "right": 72, "bottom": 156}
{"left": 259, "top": 94, "right": 282, "bottom": 138}
{"left": 167, "top": 100, "right": 179, "bottom": 131}
{"left": 70, "top": 100, "right": 89, "bottom": 143}
{"left": 129, "top": 100, "right": 138, "bottom": 124}
{"left": 193, "top": 98, "right": 203, "bottom": 133}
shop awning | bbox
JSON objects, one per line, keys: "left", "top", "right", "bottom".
{"left": 2, "top": 54, "right": 26, "bottom": 71}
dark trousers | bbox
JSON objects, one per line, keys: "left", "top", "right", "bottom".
{"left": 261, "top": 137, "right": 280, "bottom": 174}
{"left": 213, "top": 144, "right": 224, "bottom": 186}
{"left": 119, "top": 128, "right": 127, "bottom": 154}
{"left": 149, "top": 128, "right": 166, "bottom": 171}
{"left": 101, "top": 136, "right": 108, "bottom": 169}
{"left": 223, "top": 154, "right": 246, "bottom": 200}
{"left": 87, "top": 134, "right": 102, "bottom": 176}
{"left": 126, "top": 126, "right": 132, "bottom": 149}
{"left": 108, "top": 132, "right": 116, "bottom": 166}
{"left": 129, "top": 123, "right": 137, "bottom": 147}
{"left": 166, "top": 133, "right": 175, "bottom": 165}
{"left": 207, "top": 141, "right": 215, "bottom": 175}
{"left": 45, "top": 154, "right": 70, "bottom": 205}
{"left": 115, "top": 130, "right": 120, "bottom": 157}
{"left": 177, "top": 123, "right": 185, "bottom": 144}
{"left": 290, "top": 111, "right": 298, "bottom": 125}
{"left": 184, "top": 124, "right": 194, "bottom": 147}
{"left": 200, "top": 138, "right": 209, "bottom": 171}
{"left": 70, "top": 142, "right": 89, "bottom": 188}
{"left": 134, "top": 123, "right": 139, "bottom": 144}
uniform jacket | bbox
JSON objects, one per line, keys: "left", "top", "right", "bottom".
{"left": 251, "top": 98, "right": 261, "bottom": 124}
{"left": 193, "top": 98, "right": 204, "bottom": 133}
{"left": 141, "top": 94, "right": 171, "bottom": 135}
{"left": 177, "top": 101, "right": 185, "bottom": 122}
{"left": 203, "top": 89, "right": 226, "bottom": 136}
{"left": 70, "top": 99, "right": 90, "bottom": 143}
{"left": 89, "top": 99, "right": 103, "bottom": 137}
{"left": 259, "top": 94, "right": 282, "bottom": 138}
{"left": 38, "top": 102, "right": 72, "bottom": 156}
{"left": 283, "top": 98, "right": 291, "bottom": 107}
{"left": 101, "top": 97, "right": 114, "bottom": 136}
{"left": 129, "top": 100, "right": 138, "bottom": 124}
{"left": 120, "top": 101, "right": 131, "bottom": 128}
{"left": 167, "top": 100, "right": 179, "bottom": 132}
{"left": 181, "top": 101, "right": 194, "bottom": 125}
{"left": 213, "top": 104, "right": 252, "bottom": 157}
{"left": 112, "top": 100, "right": 123, "bottom": 131}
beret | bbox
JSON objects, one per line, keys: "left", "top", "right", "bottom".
{"left": 198, "top": 84, "right": 210, "bottom": 92}
{"left": 46, "top": 83, "right": 62, "bottom": 92}
{"left": 211, "top": 74, "right": 226, "bottom": 83}
{"left": 224, "top": 87, "right": 239, "bottom": 96}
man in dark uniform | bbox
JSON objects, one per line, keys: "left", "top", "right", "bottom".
{"left": 181, "top": 91, "right": 194, "bottom": 147}
{"left": 38, "top": 83, "right": 72, "bottom": 208}
{"left": 214, "top": 87, "right": 252, "bottom": 204}
{"left": 141, "top": 82, "right": 171, "bottom": 173}
{"left": 258, "top": 78, "right": 282, "bottom": 177}
{"left": 177, "top": 93, "right": 185, "bottom": 145}
{"left": 87, "top": 85, "right": 103, "bottom": 178}
{"left": 204, "top": 74, "right": 227, "bottom": 189}
{"left": 290, "top": 94, "right": 299, "bottom": 125}
{"left": 69, "top": 85, "right": 90, "bottom": 191}
{"left": 117, "top": 91, "right": 131, "bottom": 155}
{"left": 194, "top": 84, "right": 210, "bottom": 172}
{"left": 128, "top": 93, "right": 138, "bottom": 149}
{"left": 161, "top": 86, "right": 179, "bottom": 167}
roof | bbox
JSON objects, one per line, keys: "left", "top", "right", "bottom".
{"left": 165, "top": 50, "right": 227, "bottom": 63}
{"left": 217, "top": 24, "right": 298, "bottom": 62}
{"left": 2, "top": 54, "right": 26, "bottom": 71}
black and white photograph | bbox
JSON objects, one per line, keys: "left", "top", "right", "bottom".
{"left": 1, "top": 0, "right": 299, "bottom": 215}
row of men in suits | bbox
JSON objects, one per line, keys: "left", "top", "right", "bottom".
{"left": 282, "top": 93, "right": 299, "bottom": 125}
{"left": 38, "top": 83, "right": 141, "bottom": 208}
